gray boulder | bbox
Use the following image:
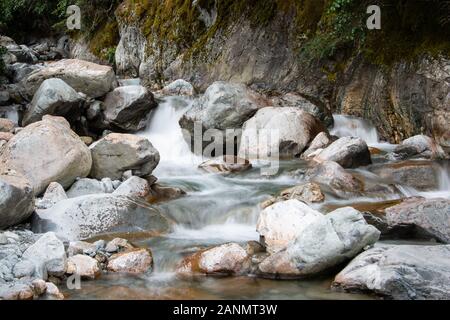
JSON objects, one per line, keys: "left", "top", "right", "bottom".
{"left": 66, "top": 178, "right": 116, "bottom": 198}
{"left": 305, "top": 161, "right": 363, "bottom": 198}
{"left": 90, "top": 133, "right": 160, "bottom": 180}
{"left": 258, "top": 205, "right": 380, "bottom": 278}
{"left": 161, "top": 79, "right": 195, "bottom": 96}
{"left": 36, "top": 182, "right": 68, "bottom": 210}
{"left": 314, "top": 137, "right": 372, "bottom": 168}
{"left": 370, "top": 160, "right": 439, "bottom": 190}
{"left": 112, "top": 176, "right": 150, "bottom": 199}
{"left": 238, "top": 107, "right": 325, "bottom": 159}
{"left": 16, "top": 232, "right": 67, "bottom": 280}
{"left": 179, "top": 81, "right": 269, "bottom": 142}
{"left": 270, "top": 93, "right": 333, "bottom": 127}
{"left": 103, "top": 85, "right": 157, "bottom": 132}
{"left": 21, "top": 59, "right": 117, "bottom": 99}
{"left": 32, "top": 194, "right": 171, "bottom": 241}
{"left": 302, "top": 132, "right": 334, "bottom": 158}
{"left": 0, "top": 172, "right": 34, "bottom": 229}
{"left": 332, "top": 244, "right": 450, "bottom": 300}
{"left": 394, "top": 135, "right": 446, "bottom": 160}
{"left": 0, "top": 116, "right": 92, "bottom": 195}
{"left": 22, "top": 78, "right": 84, "bottom": 126}
{"left": 385, "top": 197, "right": 450, "bottom": 243}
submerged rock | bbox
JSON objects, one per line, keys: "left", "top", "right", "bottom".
{"left": 147, "top": 183, "right": 186, "bottom": 204}
{"left": 177, "top": 243, "right": 249, "bottom": 276}
{"left": 332, "top": 244, "right": 450, "bottom": 300}
{"left": 198, "top": 156, "right": 252, "bottom": 174}
{"left": 21, "top": 59, "right": 117, "bottom": 99}
{"left": 22, "top": 78, "right": 84, "bottom": 126}
{"left": 0, "top": 116, "right": 92, "bottom": 195}
{"left": 257, "top": 206, "right": 380, "bottom": 278}
{"left": 0, "top": 172, "right": 34, "bottom": 229}
{"left": 90, "top": 133, "right": 160, "bottom": 180}
{"left": 385, "top": 197, "right": 450, "bottom": 243}
{"left": 239, "top": 107, "right": 325, "bottom": 159}
{"left": 314, "top": 137, "right": 372, "bottom": 168}
{"left": 32, "top": 194, "right": 171, "bottom": 241}
{"left": 103, "top": 85, "right": 157, "bottom": 132}
{"left": 370, "top": 160, "right": 440, "bottom": 190}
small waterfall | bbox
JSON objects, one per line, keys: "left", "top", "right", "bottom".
{"left": 139, "top": 96, "right": 202, "bottom": 176}
{"left": 330, "top": 114, "right": 379, "bottom": 145}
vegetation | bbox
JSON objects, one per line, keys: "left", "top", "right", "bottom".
{"left": 0, "top": 46, "right": 7, "bottom": 77}
{"left": 0, "top": 0, "right": 448, "bottom": 66}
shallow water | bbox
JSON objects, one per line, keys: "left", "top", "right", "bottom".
{"left": 65, "top": 97, "right": 449, "bottom": 300}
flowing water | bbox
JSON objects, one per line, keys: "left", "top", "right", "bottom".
{"left": 64, "top": 99, "right": 448, "bottom": 300}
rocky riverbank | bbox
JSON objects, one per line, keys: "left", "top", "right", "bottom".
{"left": 1, "top": 31, "right": 450, "bottom": 300}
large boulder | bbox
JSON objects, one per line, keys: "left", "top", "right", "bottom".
{"left": 370, "top": 160, "right": 440, "bottom": 190}
{"left": 0, "top": 172, "right": 34, "bottom": 229}
{"left": 90, "top": 133, "right": 160, "bottom": 180}
{"left": 102, "top": 85, "right": 157, "bottom": 132}
{"left": 177, "top": 243, "right": 249, "bottom": 276}
{"left": 22, "top": 78, "right": 84, "bottom": 126}
{"left": 314, "top": 137, "right": 372, "bottom": 168}
{"left": 7, "top": 63, "right": 43, "bottom": 83}
{"left": 256, "top": 200, "right": 324, "bottom": 254}
{"left": 32, "top": 194, "right": 171, "bottom": 241}
{"left": 385, "top": 197, "right": 450, "bottom": 243}
{"left": 305, "top": 161, "right": 363, "bottom": 198}
{"left": 161, "top": 79, "right": 195, "bottom": 96}
{"left": 393, "top": 135, "right": 446, "bottom": 160}
{"left": 270, "top": 93, "right": 333, "bottom": 127}
{"left": 21, "top": 59, "right": 117, "bottom": 99}
{"left": 179, "top": 81, "right": 269, "bottom": 146}
{"left": 332, "top": 244, "right": 450, "bottom": 300}
{"left": 198, "top": 156, "right": 252, "bottom": 174}
{"left": 16, "top": 232, "right": 67, "bottom": 280}
{"left": 257, "top": 206, "right": 380, "bottom": 278}
{"left": 0, "top": 116, "right": 92, "bottom": 195}
{"left": 238, "top": 107, "right": 325, "bottom": 159}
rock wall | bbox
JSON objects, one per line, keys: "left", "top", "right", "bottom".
{"left": 78, "top": 0, "right": 449, "bottom": 146}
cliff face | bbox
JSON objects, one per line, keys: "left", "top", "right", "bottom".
{"left": 73, "top": 0, "right": 450, "bottom": 147}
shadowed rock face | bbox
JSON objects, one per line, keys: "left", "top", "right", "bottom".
{"left": 385, "top": 197, "right": 450, "bottom": 243}
{"left": 102, "top": 85, "right": 157, "bottom": 132}
{"left": 332, "top": 245, "right": 450, "bottom": 300}
{"left": 0, "top": 173, "right": 34, "bottom": 229}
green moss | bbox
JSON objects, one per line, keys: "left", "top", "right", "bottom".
{"left": 88, "top": 20, "right": 120, "bottom": 62}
